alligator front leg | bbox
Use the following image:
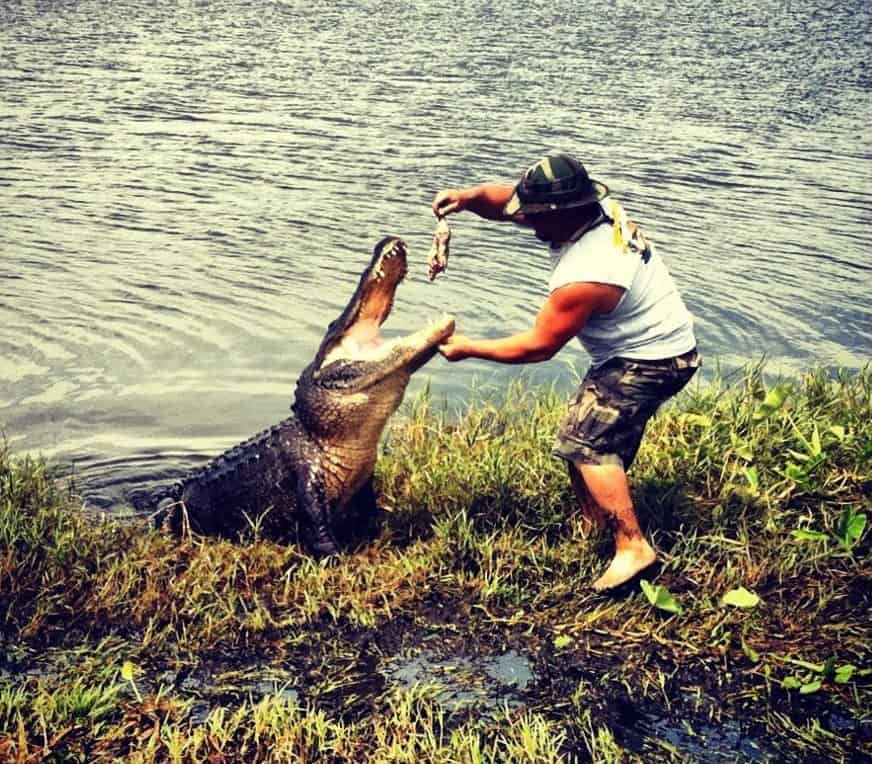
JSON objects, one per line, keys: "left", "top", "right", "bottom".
{"left": 296, "top": 468, "right": 340, "bottom": 558}
{"left": 334, "top": 477, "right": 379, "bottom": 549}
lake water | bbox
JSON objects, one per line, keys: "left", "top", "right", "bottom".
{"left": 1, "top": 0, "right": 870, "bottom": 510}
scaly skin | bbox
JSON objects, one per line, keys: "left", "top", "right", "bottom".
{"left": 154, "top": 237, "right": 454, "bottom": 557}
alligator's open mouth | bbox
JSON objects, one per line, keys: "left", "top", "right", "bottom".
{"left": 317, "top": 237, "right": 453, "bottom": 370}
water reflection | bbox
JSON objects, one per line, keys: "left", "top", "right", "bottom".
{"left": 382, "top": 647, "right": 534, "bottom": 711}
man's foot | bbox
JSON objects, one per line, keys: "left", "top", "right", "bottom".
{"left": 592, "top": 540, "right": 657, "bottom": 591}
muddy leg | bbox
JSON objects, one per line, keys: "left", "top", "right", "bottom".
{"left": 572, "top": 462, "right": 657, "bottom": 591}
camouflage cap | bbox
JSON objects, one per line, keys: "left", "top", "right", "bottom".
{"left": 503, "top": 153, "right": 609, "bottom": 217}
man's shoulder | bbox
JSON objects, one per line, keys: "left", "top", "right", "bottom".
{"left": 551, "top": 220, "right": 618, "bottom": 262}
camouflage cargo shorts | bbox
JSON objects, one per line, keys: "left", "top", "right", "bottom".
{"left": 553, "top": 348, "right": 700, "bottom": 470}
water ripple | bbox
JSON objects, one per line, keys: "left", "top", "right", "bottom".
{"left": 1, "top": 0, "right": 869, "bottom": 510}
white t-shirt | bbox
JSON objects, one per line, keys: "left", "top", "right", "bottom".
{"left": 548, "top": 198, "right": 696, "bottom": 368}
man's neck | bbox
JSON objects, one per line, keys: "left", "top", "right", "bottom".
{"left": 552, "top": 203, "right": 607, "bottom": 247}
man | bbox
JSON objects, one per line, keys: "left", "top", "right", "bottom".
{"left": 432, "top": 153, "right": 699, "bottom": 591}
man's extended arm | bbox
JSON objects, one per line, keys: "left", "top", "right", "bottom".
{"left": 439, "top": 281, "right": 624, "bottom": 363}
{"left": 432, "top": 184, "right": 515, "bottom": 221}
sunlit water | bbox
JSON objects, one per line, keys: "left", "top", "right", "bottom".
{"left": 2, "top": 0, "right": 870, "bottom": 510}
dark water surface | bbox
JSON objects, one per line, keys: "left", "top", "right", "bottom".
{"left": 2, "top": 0, "right": 870, "bottom": 509}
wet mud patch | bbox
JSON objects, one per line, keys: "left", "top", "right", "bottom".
{"left": 154, "top": 664, "right": 302, "bottom": 724}
{"left": 588, "top": 690, "right": 778, "bottom": 762}
{"left": 382, "top": 646, "right": 534, "bottom": 712}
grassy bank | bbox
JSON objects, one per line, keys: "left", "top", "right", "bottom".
{"left": 1, "top": 366, "right": 869, "bottom": 762}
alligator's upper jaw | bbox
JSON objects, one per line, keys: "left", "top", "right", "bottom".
{"left": 314, "top": 236, "right": 408, "bottom": 369}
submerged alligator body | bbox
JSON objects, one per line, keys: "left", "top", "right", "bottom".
{"left": 154, "top": 237, "right": 454, "bottom": 556}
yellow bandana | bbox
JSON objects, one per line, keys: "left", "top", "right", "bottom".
{"left": 609, "top": 199, "right": 653, "bottom": 262}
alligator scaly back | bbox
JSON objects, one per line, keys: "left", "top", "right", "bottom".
{"left": 156, "top": 416, "right": 306, "bottom": 538}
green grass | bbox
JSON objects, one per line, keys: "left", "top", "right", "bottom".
{"left": 0, "top": 365, "right": 869, "bottom": 762}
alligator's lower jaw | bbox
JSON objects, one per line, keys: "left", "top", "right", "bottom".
{"left": 385, "top": 315, "right": 455, "bottom": 360}
{"left": 418, "top": 315, "right": 455, "bottom": 346}
{"left": 401, "top": 316, "right": 455, "bottom": 371}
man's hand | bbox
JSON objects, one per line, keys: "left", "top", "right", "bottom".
{"left": 438, "top": 333, "right": 472, "bottom": 361}
{"left": 432, "top": 189, "right": 465, "bottom": 218}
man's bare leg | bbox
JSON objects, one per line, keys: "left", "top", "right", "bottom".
{"left": 571, "top": 462, "right": 657, "bottom": 591}
{"left": 567, "top": 463, "right": 607, "bottom": 531}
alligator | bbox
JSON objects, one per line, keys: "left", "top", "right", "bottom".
{"left": 154, "top": 236, "right": 454, "bottom": 556}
